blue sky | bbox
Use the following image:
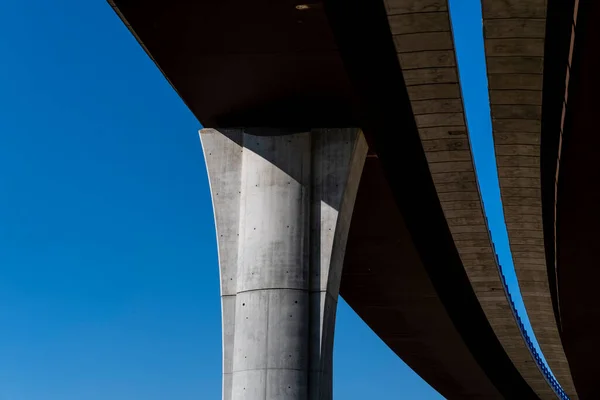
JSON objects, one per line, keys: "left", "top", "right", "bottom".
{"left": 448, "top": 0, "right": 552, "bottom": 376}
{"left": 0, "top": 0, "right": 554, "bottom": 399}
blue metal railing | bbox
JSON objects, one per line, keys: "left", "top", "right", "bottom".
{"left": 488, "top": 225, "right": 569, "bottom": 400}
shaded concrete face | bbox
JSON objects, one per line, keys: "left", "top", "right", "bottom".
{"left": 201, "top": 128, "right": 366, "bottom": 400}
{"left": 109, "top": 0, "right": 557, "bottom": 396}
{"left": 481, "top": 0, "right": 578, "bottom": 397}
{"left": 556, "top": 1, "right": 600, "bottom": 398}
{"left": 342, "top": 157, "right": 505, "bottom": 400}
{"left": 109, "top": 0, "right": 359, "bottom": 128}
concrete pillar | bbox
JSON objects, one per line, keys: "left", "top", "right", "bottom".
{"left": 201, "top": 128, "right": 367, "bottom": 400}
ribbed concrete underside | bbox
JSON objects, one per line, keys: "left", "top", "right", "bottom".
{"left": 480, "top": 0, "right": 577, "bottom": 397}
{"left": 383, "top": 0, "right": 558, "bottom": 398}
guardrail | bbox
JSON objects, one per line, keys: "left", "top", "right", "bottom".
{"left": 489, "top": 229, "right": 569, "bottom": 400}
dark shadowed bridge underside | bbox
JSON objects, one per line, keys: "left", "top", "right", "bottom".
{"left": 556, "top": 1, "right": 600, "bottom": 398}
{"left": 109, "top": 0, "right": 541, "bottom": 398}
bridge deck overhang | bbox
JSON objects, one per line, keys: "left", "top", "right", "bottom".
{"left": 108, "top": 1, "right": 542, "bottom": 398}
{"left": 556, "top": 0, "right": 600, "bottom": 397}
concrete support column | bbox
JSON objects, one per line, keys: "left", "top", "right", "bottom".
{"left": 201, "top": 128, "right": 367, "bottom": 400}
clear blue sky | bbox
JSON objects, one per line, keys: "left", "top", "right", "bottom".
{"left": 0, "top": 0, "right": 554, "bottom": 399}
{"left": 448, "top": 0, "right": 553, "bottom": 377}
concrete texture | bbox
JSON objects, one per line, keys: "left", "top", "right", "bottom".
{"left": 341, "top": 158, "right": 505, "bottom": 400}
{"left": 555, "top": 1, "right": 600, "bottom": 396}
{"left": 481, "top": 0, "right": 579, "bottom": 397}
{"left": 385, "top": 0, "right": 563, "bottom": 398}
{"left": 201, "top": 128, "right": 367, "bottom": 400}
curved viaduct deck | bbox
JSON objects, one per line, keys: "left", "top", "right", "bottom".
{"left": 555, "top": 1, "right": 600, "bottom": 398}
{"left": 480, "top": 0, "right": 578, "bottom": 397}
{"left": 108, "top": 0, "right": 552, "bottom": 397}
{"left": 341, "top": 157, "right": 503, "bottom": 399}
{"left": 384, "top": 0, "right": 559, "bottom": 398}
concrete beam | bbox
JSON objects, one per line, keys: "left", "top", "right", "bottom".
{"left": 201, "top": 128, "right": 367, "bottom": 400}
{"left": 386, "top": 0, "right": 566, "bottom": 397}
{"left": 481, "top": 0, "right": 578, "bottom": 397}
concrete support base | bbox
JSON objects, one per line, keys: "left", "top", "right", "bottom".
{"left": 201, "top": 128, "right": 367, "bottom": 400}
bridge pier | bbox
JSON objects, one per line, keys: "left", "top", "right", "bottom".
{"left": 201, "top": 128, "right": 367, "bottom": 400}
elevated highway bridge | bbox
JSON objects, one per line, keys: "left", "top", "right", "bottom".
{"left": 547, "top": 1, "right": 600, "bottom": 398}
{"left": 105, "top": 0, "right": 592, "bottom": 398}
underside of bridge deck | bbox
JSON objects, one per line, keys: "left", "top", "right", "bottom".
{"left": 109, "top": 0, "right": 543, "bottom": 398}
{"left": 556, "top": 1, "right": 600, "bottom": 398}
{"left": 341, "top": 157, "right": 505, "bottom": 399}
